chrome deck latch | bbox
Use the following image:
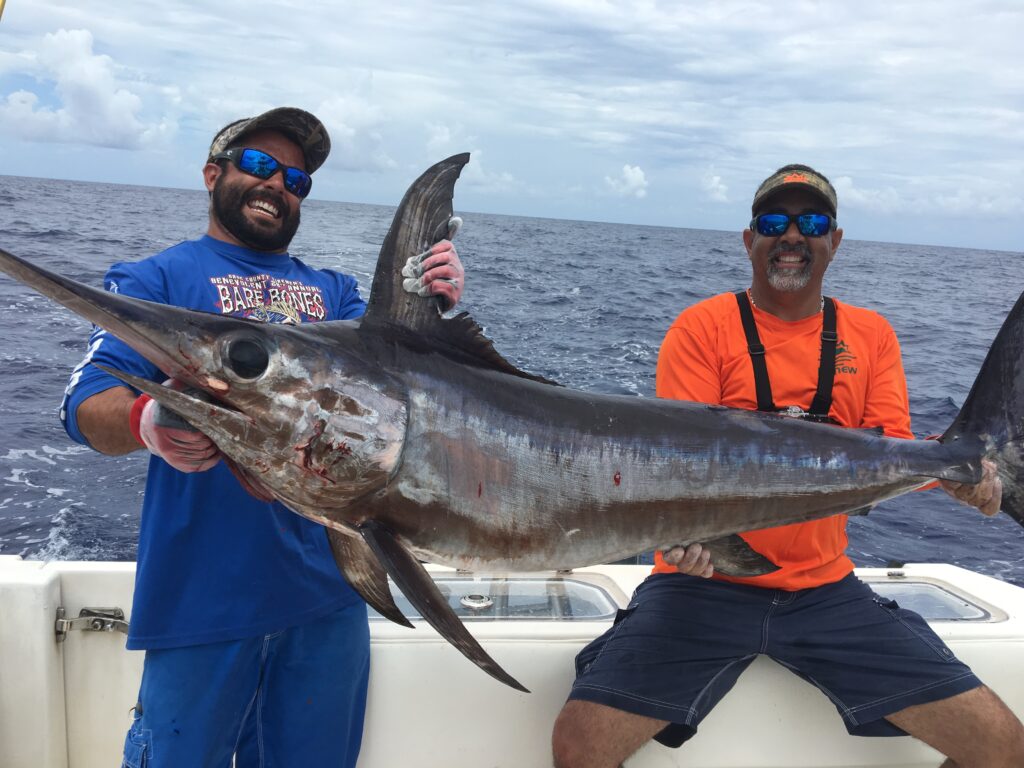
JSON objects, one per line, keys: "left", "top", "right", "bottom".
{"left": 55, "top": 607, "right": 129, "bottom": 642}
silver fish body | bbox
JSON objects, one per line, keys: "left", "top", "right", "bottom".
{"left": 354, "top": 349, "right": 964, "bottom": 571}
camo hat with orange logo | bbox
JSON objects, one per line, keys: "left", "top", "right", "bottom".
{"left": 751, "top": 164, "right": 837, "bottom": 217}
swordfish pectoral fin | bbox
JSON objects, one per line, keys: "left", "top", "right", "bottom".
{"left": 325, "top": 527, "right": 413, "bottom": 629}
{"left": 699, "top": 534, "right": 780, "bottom": 577}
{"left": 358, "top": 519, "right": 530, "bottom": 693}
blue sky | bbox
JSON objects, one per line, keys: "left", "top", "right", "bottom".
{"left": 0, "top": 1, "right": 1022, "bottom": 251}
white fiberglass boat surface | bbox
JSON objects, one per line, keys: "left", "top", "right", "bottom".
{"left": 1, "top": 557, "right": 1022, "bottom": 768}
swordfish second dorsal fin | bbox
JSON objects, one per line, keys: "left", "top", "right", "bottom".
{"left": 359, "top": 152, "right": 559, "bottom": 386}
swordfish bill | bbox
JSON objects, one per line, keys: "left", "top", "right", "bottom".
{"left": 1, "top": 153, "right": 1023, "bottom": 692}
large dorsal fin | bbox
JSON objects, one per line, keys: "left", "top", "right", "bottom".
{"left": 362, "top": 153, "right": 469, "bottom": 332}
{"left": 359, "top": 153, "right": 557, "bottom": 386}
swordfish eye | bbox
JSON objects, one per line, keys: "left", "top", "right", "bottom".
{"left": 221, "top": 334, "right": 271, "bottom": 381}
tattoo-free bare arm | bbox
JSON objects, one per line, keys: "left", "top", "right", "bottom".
{"left": 75, "top": 386, "right": 144, "bottom": 456}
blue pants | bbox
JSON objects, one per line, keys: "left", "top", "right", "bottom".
{"left": 122, "top": 601, "right": 370, "bottom": 768}
{"left": 568, "top": 572, "right": 981, "bottom": 747}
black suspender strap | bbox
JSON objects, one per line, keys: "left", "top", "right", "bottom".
{"left": 734, "top": 291, "right": 838, "bottom": 419}
{"left": 808, "top": 297, "right": 838, "bottom": 418}
{"left": 734, "top": 291, "right": 776, "bottom": 412}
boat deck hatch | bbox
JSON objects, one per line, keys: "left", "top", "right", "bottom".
{"left": 869, "top": 580, "right": 991, "bottom": 621}
{"left": 369, "top": 576, "right": 619, "bottom": 621}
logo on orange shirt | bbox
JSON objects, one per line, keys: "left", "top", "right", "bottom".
{"left": 835, "top": 340, "right": 858, "bottom": 374}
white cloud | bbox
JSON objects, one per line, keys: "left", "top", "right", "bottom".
{"left": 316, "top": 94, "right": 396, "bottom": 173}
{"left": 833, "top": 175, "right": 1023, "bottom": 220}
{"left": 0, "top": 29, "right": 172, "bottom": 148}
{"left": 832, "top": 176, "right": 905, "bottom": 215}
{"left": 605, "top": 164, "right": 648, "bottom": 199}
{"left": 460, "top": 150, "right": 524, "bottom": 196}
{"left": 0, "top": 1, "right": 1021, "bottom": 249}
{"left": 702, "top": 172, "right": 728, "bottom": 203}
{"left": 426, "top": 123, "right": 454, "bottom": 158}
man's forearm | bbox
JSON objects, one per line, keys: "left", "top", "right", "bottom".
{"left": 76, "top": 386, "right": 144, "bottom": 456}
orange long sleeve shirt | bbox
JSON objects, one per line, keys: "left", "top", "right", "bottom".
{"left": 652, "top": 292, "right": 915, "bottom": 590}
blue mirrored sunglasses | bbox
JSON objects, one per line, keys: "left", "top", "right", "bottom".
{"left": 751, "top": 213, "right": 836, "bottom": 238}
{"left": 211, "top": 147, "right": 313, "bottom": 198}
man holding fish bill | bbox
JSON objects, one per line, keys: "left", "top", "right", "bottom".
{"left": 552, "top": 165, "right": 1024, "bottom": 768}
{"left": 56, "top": 108, "right": 464, "bottom": 768}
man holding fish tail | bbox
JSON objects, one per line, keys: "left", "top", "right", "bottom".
{"left": 552, "top": 165, "right": 1024, "bottom": 767}
{"left": 60, "top": 108, "right": 464, "bottom": 768}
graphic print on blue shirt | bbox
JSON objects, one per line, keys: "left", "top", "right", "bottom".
{"left": 209, "top": 272, "right": 328, "bottom": 322}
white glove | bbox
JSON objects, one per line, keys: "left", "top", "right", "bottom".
{"left": 402, "top": 216, "right": 465, "bottom": 310}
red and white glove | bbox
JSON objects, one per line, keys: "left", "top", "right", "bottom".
{"left": 129, "top": 383, "right": 220, "bottom": 473}
{"left": 402, "top": 217, "right": 465, "bottom": 310}
{"left": 127, "top": 382, "right": 276, "bottom": 502}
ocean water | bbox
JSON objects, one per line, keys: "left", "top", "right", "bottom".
{"left": 1, "top": 174, "right": 1022, "bottom": 585}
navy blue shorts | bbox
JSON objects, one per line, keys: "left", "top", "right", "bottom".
{"left": 568, "top": 572, "right": 981, "bottom": 748}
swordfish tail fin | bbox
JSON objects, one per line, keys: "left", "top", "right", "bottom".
{"left": 941, "top": 289, "right": 1024, "bottom": 527}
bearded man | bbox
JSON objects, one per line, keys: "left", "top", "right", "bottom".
{"left": 62, "top": 108, "right": 464, "bottom": 768}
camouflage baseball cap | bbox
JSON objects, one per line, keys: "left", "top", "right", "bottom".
{"left": 207, "top": 107, "right": 331, "bottom": 174}
{"left": 751, "top": 164, "right": 837, "bottom": 217}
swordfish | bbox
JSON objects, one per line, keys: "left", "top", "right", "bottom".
{"left": 1, "top": 153, "right": 1023, "bottom": 692}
